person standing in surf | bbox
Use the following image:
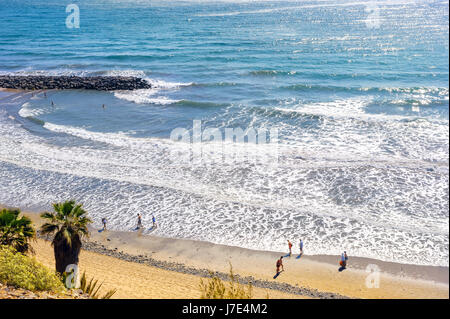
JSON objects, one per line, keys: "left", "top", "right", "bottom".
{"left": 299, "top": 239, "right": 304, "bottom": 254}
{"left": 287, "top": 240, "right": 293, "bottom": 256}
{"left": 102, "top": 217, "right": 107, "bottom": 231}
{"left": 152, "top": 214, "right": 157, "bottom": 228}
{"left": 137, "top": 213, "right": 143, "bottom": 229}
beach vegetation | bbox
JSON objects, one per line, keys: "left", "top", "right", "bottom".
{"left": 40, "top": 200, "right": 92, "bottom": 275}
{"left": 79, "top": 271, "right": 117, "bottom": 299}
{"left": 200, "top": 264, "right": 253, "bottom": 299}
{"left": 0, "top": 208, "right": 35, "bottom": 254}
{"left": 0, "top": 245, "right": 64, "bottom": 292}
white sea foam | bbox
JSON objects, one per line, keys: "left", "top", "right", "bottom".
{"left": 18, "top": 102, "right": 49, "bottom": 118}
{"left": 273, "top": 97, "right": 409, "bottom": 123}
{"left": 103, "top": 69, "right": 147, "bottom": 78}
{"left": 275, "top": 97, "right": 370, "bottom": 119}
{"left": 271, "top": 97, "right": 449, "bottom": 164}
{"left": 0, "top": 92, "right": 448, "bottom": 267}
{"left": 114, "top": 89, "right": 180, "bottom": 105}
{"left": 145, "top": 78, "right": 193, "bottom": 89}
{"left": 113, "top": 78, "right": 192, "bottom": 105}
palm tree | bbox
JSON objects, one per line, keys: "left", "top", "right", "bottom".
{"left": 40, "top": 201, "right": 92, "bottom": 275}
{"left": 0, "top": 208, "right": 36, "bottom": 253}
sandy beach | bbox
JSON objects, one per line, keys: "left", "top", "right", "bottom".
{"left": 31, "top": 238, "right": 304, "bottom": 299}
{"left": 4, "top": 207, "right": 445, "bottom": 299}
{"left": 1, "top": 0, "right": 448, "bottom": 305}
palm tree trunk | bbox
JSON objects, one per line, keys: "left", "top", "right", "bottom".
{"left": 53, "top": 236, "right": 82, "bottom": 275}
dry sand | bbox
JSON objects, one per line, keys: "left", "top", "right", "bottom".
{"left": 31, "top": 238, "right": 302, "bottom": 299}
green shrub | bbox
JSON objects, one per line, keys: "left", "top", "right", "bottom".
{"left": 0, "top": 245, "right": 65, "bottom": 292}
{"left": 200, "top": 264, "right": 253, "bottom": 299}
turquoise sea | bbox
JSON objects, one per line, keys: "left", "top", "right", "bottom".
{"left": 0, "top": 0, "right": 448, "bottom": 266}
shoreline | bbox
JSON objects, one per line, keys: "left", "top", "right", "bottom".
{"left": 2, "top": 204, "right": 447, "bottom": 298}
{"left": 84, "top": 224, "right": 449, "bottom": 285}
{"left": 22, "top": 207, "right": 450, "bottom": 284}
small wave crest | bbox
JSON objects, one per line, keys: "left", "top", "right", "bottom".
{"left": 113, "top": 77, "right": 193, "bottom": 105}
{"left": 18, "top": 102, "right": 49, "bottom": 119}
{"left": 144, "top": 78, "right": 193, "bottom": 89}
{"left": 282, "top": 84, "right": 448, "bottom": 95}
{"left": 42, "top": 122, "right": 156, "bottom": 148}
{"left": 249, "top": 70, "right": 298, "bottom": 76}
{"left": 174, "top": 100, "right": 229, "bottom": 108}
{"left": 114, "top": 89, "right": 179, "bottom": 105}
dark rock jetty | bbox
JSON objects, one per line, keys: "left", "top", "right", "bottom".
{"left": 0, "top": 75, "right": 151, "bottom": 91}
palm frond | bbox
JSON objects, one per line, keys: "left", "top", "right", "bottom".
{"left": 40, "top": 201, "right": 92, "bottom": 245}
{"left": 0, "top": 209, "right": 36, "bottom": 254}
{"left": 40, "top": 223, "right": 59, "bottom": 235}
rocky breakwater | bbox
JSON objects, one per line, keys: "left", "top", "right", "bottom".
{"left": 0, "top": 75, "right": 151, "bottom": 91}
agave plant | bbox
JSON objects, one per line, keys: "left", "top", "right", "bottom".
{"left": 40, "top": 201, "right": 92, "bottom": 275}
{"left": 0, "top": 208, "right": 35, "bottom": 253}
{"left": 79, "top": 271, "right": 117, "bottom": 299}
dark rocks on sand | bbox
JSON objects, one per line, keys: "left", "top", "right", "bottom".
{"left": 0, "top": 75, "right": 151, "bottom": 91}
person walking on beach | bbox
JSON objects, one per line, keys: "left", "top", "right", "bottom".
{"left": 339, "top": 251, "right": 348, "bottom": 269}
{"left": 101, "top": 217, "right": 107, "bottom": 231}
{"left": 275, "top": 256, "right": 284, "bottom": 278}
{"left": 137, "top": 213, "right": 143, "bottom": 229}
{"left": 299, "top": 239, "right": 304, "bottom": 254}
{"left": 287, "top": 240, "right": 293, "bottom": 256}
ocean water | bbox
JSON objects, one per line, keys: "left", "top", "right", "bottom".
{"left": 0, "top": 0, "right": 448, "bottom": 266}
